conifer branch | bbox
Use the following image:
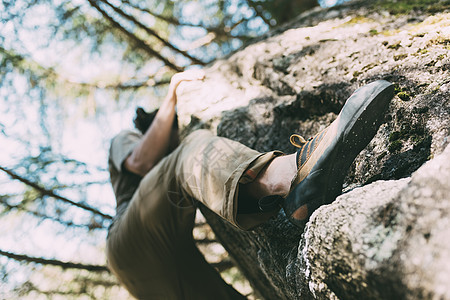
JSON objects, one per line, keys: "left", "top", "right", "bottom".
{"left": 245, "top": 0, "right": 272, "bottom": 27}
{"left": 0, "top": 198, "right": 105, "bottom": 230}
{"left": 88, "top": 0, "right": 183, "bottom": 72}
{"left": 100, "top": 0, "right": 205, "bottom": 65}
{"left": 0, "top": 166, "right": 112, "bottom": 220}
{"left": 121, "top": 0, "right": 251, "bottom": 40}
{"left": 0, "top": 249, "right": 109, "bottom": 272}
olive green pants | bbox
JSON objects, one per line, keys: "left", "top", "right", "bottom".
{"left": 106, "top": 130, "right": 280, "bottom": 299}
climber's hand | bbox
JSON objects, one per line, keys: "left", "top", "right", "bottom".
{"left": 170, "top": 69, "right": 205, "bottom": 88}
{"left": 166, "top": 69, "right": 205, "bottom": 104}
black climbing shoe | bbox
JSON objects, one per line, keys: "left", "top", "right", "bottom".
{"left": 283, "top": 80, "right": 395, "bottom": 227}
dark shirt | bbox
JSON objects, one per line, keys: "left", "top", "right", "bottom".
{"left": 108, "top": 130, "right": 143, "bottom": 211}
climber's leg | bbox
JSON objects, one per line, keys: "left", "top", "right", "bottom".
{"left": 283, "top": 80, "right": 395, "bottom": 226}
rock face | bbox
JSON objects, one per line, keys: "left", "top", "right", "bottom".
{"left": 177, "top": 0, "right": 450, "bottom": 299}
{"left": 300, "top": 145, "right": 450, "bottom": 300}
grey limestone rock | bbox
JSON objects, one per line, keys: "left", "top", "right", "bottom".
{"left": 178, "top": 0, "right": 450, "bottom": 298}
{"left": 300, "top": 143, "right": 450, "bottom": 300}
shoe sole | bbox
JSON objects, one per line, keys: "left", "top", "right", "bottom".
{"left": 283, "top": 80, "right": 395, "bottom": 227}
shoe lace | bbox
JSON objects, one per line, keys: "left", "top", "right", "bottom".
{"left": 290, "top": 134, "right": 307, "bottom": 148}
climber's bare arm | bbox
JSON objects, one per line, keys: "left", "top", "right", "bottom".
{"left": 124, "top": 70, "right": 205, "bottom": 176}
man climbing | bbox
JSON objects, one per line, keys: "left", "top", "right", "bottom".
{"left": 106, "top": 69, "right": 394, "bottom": 299}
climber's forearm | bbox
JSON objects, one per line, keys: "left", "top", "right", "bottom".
{"left": 124, "top": 69, "right": 205, "bottom": 176}
{"left": 124, "top": 87, "right": 177, "bottom": 176}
